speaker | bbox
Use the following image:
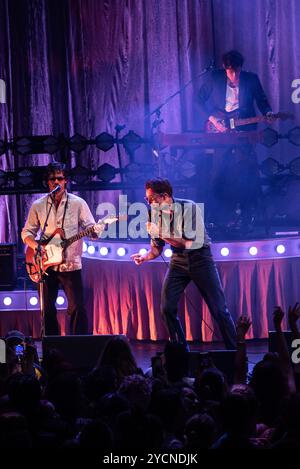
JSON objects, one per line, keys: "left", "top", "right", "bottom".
{"left": 0, "top": 244, "right": 16, "bottom": 290}
{"left": 188, "top": 350, "right": 236, "bottom": 383}
{"left": 268, "top": 330, "right": 293, "bottom": 353}
{"left": 42, "top": 334, "right": 127, "bottom": 372}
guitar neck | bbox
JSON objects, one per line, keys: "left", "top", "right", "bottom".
{"left": 65, "top": 226, "right": 95, "bottom": 247}
{"left": 234, "top": 115, "right": 269, "bottom": 127}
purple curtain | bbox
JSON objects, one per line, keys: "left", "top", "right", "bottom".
{"left": 0, "top": 0, "right": 300, "bottom": 242}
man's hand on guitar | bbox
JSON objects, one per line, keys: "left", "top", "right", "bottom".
{"left": 208, "top": 115, "right": 227, "bottom": 133}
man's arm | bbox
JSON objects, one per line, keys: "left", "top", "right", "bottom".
{"left": 21, "top": 204, "right": 41, "bottom": 251}
{"left": 131, "top": 244, "right": 163, "bottom": 265}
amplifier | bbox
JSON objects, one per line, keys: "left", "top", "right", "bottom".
{"left": 0, "top": 243, "right": 16, "bottom": 290}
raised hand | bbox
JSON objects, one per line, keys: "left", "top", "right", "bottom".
{"left": 273, "top": 306, "right": 285, "bottom": 331}
{"left": 236, "top": 315, "right": 252, "bottom": 341}
{"left": 288, "top": 302, "right": 300, "bottom": 328}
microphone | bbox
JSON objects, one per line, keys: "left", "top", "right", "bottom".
{"left": 49, "top": 184, "right": 61, "bottom": 196}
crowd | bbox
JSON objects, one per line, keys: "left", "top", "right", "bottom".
{"left": 0, "top": 304, "right": 300, "bottom": 450}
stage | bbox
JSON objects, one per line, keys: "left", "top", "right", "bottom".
{"left": 1, "top": 236, "right": 299, "bottom": 343}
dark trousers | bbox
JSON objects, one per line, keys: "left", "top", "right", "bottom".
{"left": 42, "top": 269, "right": 88, "bottom": 335}
{"left": 161, "top": 246, "right": 237, "bottom": 349}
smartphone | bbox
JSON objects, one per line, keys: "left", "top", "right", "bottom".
{"left": 15, "top": 344, "right": 24, "bottom": 357}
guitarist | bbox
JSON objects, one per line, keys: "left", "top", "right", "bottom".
{"left": 21, "top": 162, "right": 99, "bottom": 336}
{"left": 198, "top": 50, "right": 274, "bottom": 132}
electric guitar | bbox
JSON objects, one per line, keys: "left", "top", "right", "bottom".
{"left": 25, "top": 215, "right": 118, "bottom": 283}
{"left": 205, "top": 111, "right": 294, "bottom": 133}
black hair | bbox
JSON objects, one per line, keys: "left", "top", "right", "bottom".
{"left": 145, "top": 178, "right": 173, "bottom": 197}
{"left": 222, "top": 50, "right": 244, "bottom": 69}
{"left": 44, "top": 162, "right": 68, "bottom": 181}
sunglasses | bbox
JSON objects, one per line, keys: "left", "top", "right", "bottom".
{"left": 48, "top": 176, "right": 65, "bottom": 181}
{"left": 144, "top": 193, "right": 165, "bottom": 205}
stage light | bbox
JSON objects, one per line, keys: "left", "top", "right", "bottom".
{"left": 95, "top": 132, "right": 114, "bottom": 152}
{"left": 16, "top": 168, "right": 34, "bottom": 186}
{"left": 69, "top": 165, "right": 90, "bottom": 184}
{"left": 29, "top": 296, "right": 38, "bottom": 306}
{"left": 288, "top": 127, "right": 300, "bottom": 146}
{"left": 139, "top": 248, "right": 148, "bottom": 256}
{"left": 0, "top": 139, "right": 6, "bottom": 156}
{"left": 83, "top": 242, "right": 88, "bottom": 252}
{"left": 96, "top": 163, "right": 117, "bottom": 182}
{"left": 289, "top": 157, "right": 300, "bottom": 176}
{"left": 124, "top": 163, "right": 141, "bottom": 182}
{"left": 122, "top": 130, "right": 143, "bottom": 154}
{"left": 14, "top": 135, "right": 60, "bottom": 155}
{"left": 220, "top": 247, "right": 230, "bottom": 257}
{"left": 0, "top": 169, "right": 8, "bottom": 186}
{"left": 56, "top": 296, "right": 65, "bottom": 306}
{"left": 249, "top": 246, "right": 258, "bottom": 256}
{"left": 276, "top": 244, "right": 286, "bottom": 254}
{"left": 117, "top": 247, "right": 127, "bottom": 257}
{"left": 164, "top": 248, "right": 172, "bottom": 258}
{"left": 99, "top": 246, "right": 109, "bottom": 256}
{"left": 261, "top": 128, "right": 278, "bottom": 148}
{"left": 3, "top": 297, "right": 12, "bottom": 306}
{"left": 87, "top": 245, "right": 96, "bottom": 255}
{"left": 69, "top": 133, "right": 87, "bottom": 153}
{"left": 260, "top": 158, "right": 282, "bottom": 177}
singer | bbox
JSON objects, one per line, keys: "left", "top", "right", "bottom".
{"left": 131, "top": 178, "right": 237, "bottom": 350}
{"left": 22, "top": 162, "right": 97, "bottom": 335}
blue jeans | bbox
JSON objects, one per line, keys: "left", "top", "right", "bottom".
{"left": 161, "top": 246, "right": 237, "bottom": 349}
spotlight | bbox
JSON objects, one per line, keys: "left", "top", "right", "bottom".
{"left": 249, "top": 246, "right": 258, "bottom": 256}
{"left": 95, "top": 132, "right": 114, "bottom": 152}
{"left": 0, "top": 139, "right": 7, "bottom": 156}
{"left": 260, "top": 158, "right": 283, "bottom": 177}
{"left": 3, "top": 297, "right": 12, "bottom": 306}
{"left": 261, "top": 128, "right": 278, "bottom": 148}
{"left": 288, "top": 127, "right": 300, "bottom": 146}
{"left": 69, "top": 133, "right": 87, "bottom": 153}
{"left": 139, "top": 248, "right": 148, "bottom": 256}
{"left": 220, "top": 247, "right": 230, "bottom": 257}
{"left": 16, "top": 168, "right": 34, "bottom": 186}
{"left": 0, "top": 169, "right": 8, "bottom": 187}
{"left": 122, "top": 130, "right": 143, "bottom": 154}
{"left": 69, "top": 165, "right": 90, "bottom": 184}
{"left": 29, "top": 297, "right": 39, "bottom": 306}
{"left": 276, "top": 244, "right": 285, "bottom": 254}
{"left": 289, "top": 157, "right": 300, "bottom": 176}
{"left": 87, "top": 245, "right": 96, "bottom": 255}
{"left": 164, "top": 248, "right": 172, "bottom": 258}
{"left": 99, "top": 246, "right": 109, "bottom": 256}
{"left": 117, "top": 247, "right": 127, "bottom": 257}
{"left": 96, "top": 163, "right": 117, "bottom": 182}
{"left": 83, "top": 242, "right": 88, "bottom": 252}
{"left": 56, "top": 296, "right": 65, "bottom": 306}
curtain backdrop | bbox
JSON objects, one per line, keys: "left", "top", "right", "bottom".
{"left": 1, "top": 0, "right": 300, "bottom": 243}
{"left": 1, "top": 256, "right": 299, "bottom": 340}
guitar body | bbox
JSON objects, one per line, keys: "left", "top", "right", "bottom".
{"left": 25, "top": 215, "right": 119, "bottom": 283}
{"left": 205, "top": 110, "right": 242, "bottom": 133}
{"left": 25, "top": 228, "right": 66, "bottom": 283}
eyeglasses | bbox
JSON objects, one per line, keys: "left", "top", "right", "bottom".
{"left": 144, "top": 193, "right": 164, "bottom": 205}
{"left": 48, "top": 176, "right": 65, "bottom": 181}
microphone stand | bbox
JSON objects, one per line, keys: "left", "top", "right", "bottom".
{"left": 36, "top": 191, "right": 56, "bottom": 339}
{"left": 144, "top": 62, "right": 214, "bottom": 174}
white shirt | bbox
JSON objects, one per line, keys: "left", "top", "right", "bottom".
{"left": 21, "top": 191, "right": 96, "bottom": 271}
{"left": 225, "top": 81, "right": 239, "bottom": 112}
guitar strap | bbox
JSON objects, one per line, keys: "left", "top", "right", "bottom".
{"left": 61, "top": 195, "right": 69, "bottom": 230}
